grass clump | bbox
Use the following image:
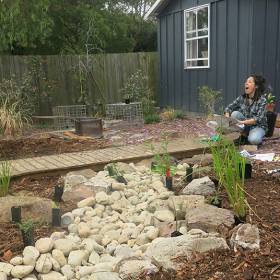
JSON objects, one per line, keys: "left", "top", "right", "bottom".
{"left": 210, "top": 138, "right": 247, "bottom": 218}
{"left": 144, "top": 113, "right": 160, "bottom": 124}
{"left": 0, "top": 160, "right": 11, "bottom": 197}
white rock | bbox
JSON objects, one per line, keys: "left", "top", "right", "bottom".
{"left": 89, "top": 272, "right": 121, "bottom": 280}
{"left": 68, "top": 224, "right": 78, "bottom": 234}
{"left": 54, "top": 239, "right": 75, "bottom": 256}
{"left": 96, "top": 192, "right": 111, "bottom": 205}
{"left": 77, "top": 197, "right": 95, "bottom": 208}
{"left": 11, "top": 266, "right": 34, "bottom": 279}
{"left": 154, "top": 210, "right": 175, "bottom": 222}
{"left": 0, "top": 263, "right": 12, "bottom": 275}
{"left": 76, "top": 266, "right": 95, "bottom": 278}
{"left": 50, "top": 232, "right": 65, "bottom": 241}
{"left": 23, "top": 246, "right": 40, "bottom": 265}
{"left": 86, "top": 178, "right": 112, "bottom": 193}
{"left": 88, "top": 251, "right": 100, "bottom": 265}
{"left": 52, "top": 249, "right": 67, "bottom": 267}
{"left": 35, "top": 254, "right": 52, "bottom": 274}
{"left": 111, "top": 191, "right": 121, "bottom": 201}
{"left": 72, "top": 208, "right": 86, "bottom": 217}
{"left": 22, "top": 273, "right": 37, "bottom": 280}
{"left": 114, "top": 245, "right": 135, "bottom": 259}
{"left": 35, "top": 238, "right": 54, "bottom": 254}
{"left": 78, "top": 222, "right": 91, "bottom": 238}
{"left": 68, "top": 250, "right": 88, "bottom": 266}
{"left": 64, "top": 174, "right": 87, "bottom": 191}
{"left": 0, "top": 272, "right": 7, "bottom": 280}
{"left": 61, "top": 264, "right": 74, "bottom": 280}
{"left": 81, "top": 239, "right": 104, "bottom": 254}
{"left": 93, "top": 262, "right": 114, "bottom": 272}
{"left": 182, "top": 176, "right": 215, "bottom": 196}
{"left": 111, "top": 182, "right": 125, "bottom": 191}
{"left": 10, "top": 256, "right": 23, "bottom": 266}
{"left": 61, "top": 213, "right": 74, "bottom": 227}
{"left": 50, "top": 257, "right": 60, "bottom": 271}
{"left": 38, "top": 271, "right": 66, "bottom": 280}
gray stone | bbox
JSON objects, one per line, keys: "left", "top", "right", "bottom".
{"left": 62, "top": 186, "right": 95, "bottom": 203}
{"left": 35, "top": 238, "right": 54, "bottom": 254}
{"left": 88, "top": 251, "right": 100, "bottom": 265}
{"left": 68, "top": 250, "right": 88, "bottom": 266}
{"left": 0, "top": 196, "right": 52, "bottom": 223}
{"left": 64, "top": 174, "right": 87, "bottom": 191}
{"left": 118, "top": 259, "right": 159, "bottom": 280}
{"left": 61, "top": 213, "right": 74, "bottom": 227}
{"left": 66, "top": 169, "right": 96, "bottom": 179}
{"left": 185, "top": 204, "right": 235, "bottom": 232}
{"left": 86, "top": 178, "right": 112, "bottom": 194}
{"left": 230, "top": 223, "right": 260, "bottom": 251}
{"left": 154, "top": 210, "right": 175, "bottom": 222}
{"left": 77, "top": 197, "right": 95, "bottom": 208}
{"left": 61, "top": 264, "right": 74, "bottom": 279}
{"left": 181, "top": 176, "right": 215, "bottom": 196}
{"left": 95, "top": 192, "right": 111, "bottom": 205}
{"left": 145, "top": 233, "right": 229, "bottom": 271}
{"left": 81, "top": 238, "right": 104, "bottom": 254}
{"left": 11, "top": 266, "right": 34, "bottom": 279}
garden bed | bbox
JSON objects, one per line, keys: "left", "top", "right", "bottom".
{"left": 0, "top": 159, "right": 279, "bottom": 279}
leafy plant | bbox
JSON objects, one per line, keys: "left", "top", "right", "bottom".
{"left": 174, "top": 109, "right": 185, "bottom": 119}
{"left": 198, "top": 86, "right": 222, "bottom": 117}
{"left": 144, "top": 113, "right": 160, "bottom": 124}
{"left": 210, "top": 138, "right": 247, "bottom": 218}
{"left": 0, "top": 160, "right": 11, "bottom": 197}
{"left": 266, "top": 93, "right": 276, "bottom": 104}
{"left": 18, "top": 219, "right": 34, "bottom": 234}
{"left": 149, "top": 137, "right": 176, "bottom": 176}
{"left": 161, "top": 108, "right": 185, "bottom": 121}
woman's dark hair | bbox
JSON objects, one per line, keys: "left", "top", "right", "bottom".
{"left": 246, "top": 74, "right": 266, "bottom": 101}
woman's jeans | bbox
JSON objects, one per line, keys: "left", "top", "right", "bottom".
{"left": 231, "top": 111, "right": 266, "bottom": 145}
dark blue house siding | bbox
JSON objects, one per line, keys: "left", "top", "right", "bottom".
{"left": 158, "top": 0, "right": 280, "bottom": 112}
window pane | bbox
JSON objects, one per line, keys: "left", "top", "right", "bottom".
{"left": 198, "top": 7, "right": 208, "bottom": 30}
{"left": 186, "top": 11, "right": 196, "bottom": 32}
{"left": 186, "top": 31, "right": 196, "bottom": 39}
{"left": 198, "top": 38, "right": 208, "bottom": 58}
{"left": 198, "top": 29, "right": 208, "bottom": 37}
{"left": 187, "top": 60, "right": 198, "bottom": 67}
{"left": 187, "top": 60, "right": 208, "bottom": 68}
{"left": 187, "top": 40, "right": 197, "bottom": 59}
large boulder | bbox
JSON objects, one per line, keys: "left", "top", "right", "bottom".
{"left": 230, "top": 223, "right": 260, "bottom": 251}
{"left": 181, "top": 176, "right": 215, "bottom": 196}
{"left": 62, "top": 185, "right": 95, "bottom": 203}
{"left": 185, "top": 204, "right": 235, "bottom": 232}
{"left": 145, "top": 231, "right": 229, "bottom": 271}
{"left": 66, "top": 169, "right": 96, "bottom": 179}
{"left": 0, "top": 196, "right": 52, "bottom": 223}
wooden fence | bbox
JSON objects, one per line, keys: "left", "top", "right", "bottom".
{"left": 0, "top": 52, "right": 159, "bottom": 115}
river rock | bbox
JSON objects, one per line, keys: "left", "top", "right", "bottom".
{"left": 154, "top": 210, "right": 175, "bottom": 222}
{"left": 64, "top": 174, "right": 87, "bottom": 191}
{"left": 35, "top": 238, "right": 54, "bottom": 254}
{"left": 11, "top": 266, "right": 34, "bottom": 279}
{"left": 23, "top": 246, "right": 40, "bottom": 265}
{"left": 60, "top": 264, "right": 74, "bottom": 279}
{"left": 54, "top": 239, "right": 75, "bottom": 256}
{"left": 78, "top": 222, "right": 91, "bottom": 237}
{"left": 77, "top": 197, "right": 95, "bottom": 208}
{"left": 38, "top": 271, "right": 65, "bottom": 280}
{"left": 90, "top": 272, "right": 121, "bottom": 280}
{"left": 181, "top": 176, "right": 215, "bottom": 196}
{"left": 52, "top": 249, "right": 67, "bottom": 267}
{"left": 0, "top": 262, "right": 13, "bottom": 275}
{"left": 35, "top": 254, "right": 52, "bottom": 274}
{"left": 0, "top": 272, "right": 7, "bottom": 280}
{"left": 10, "top": 256, "right": 23, "bottom": 266}
{"left": 68, "top": 250, "right": 88, "bottom": 266}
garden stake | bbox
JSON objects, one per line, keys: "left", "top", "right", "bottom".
{"left": 11, "top": 206, "right": 21, "bottom": 223}
{"left": 53, "top": 185, "right": 64, "bottom": 202}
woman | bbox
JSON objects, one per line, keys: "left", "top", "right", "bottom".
{"left": 224, "top": 75, "right": 267, "bottom": 145}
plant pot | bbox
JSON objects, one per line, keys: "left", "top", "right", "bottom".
{"left": 185, "top": 166, "right": 193, "bottom": 183}
{"left": 171, "top": 231, "right": 183, "bottom": 237}
{"left": 165, "top": 177, "right": 173, "bottom": 190}
{"left": 234, "top": 215, "right": 246, "bottom": 225}
{"left": 239, "top": 162, "right": 252, "bottom": 179}
{"left": 266, "top": 111, "right": 277, "bottom": 137}
{"left": 266, "top": 103, "right": 276, "bottom": 112}
{"left": 11, "top": 206, "right": 21, "bottom": 223}
{"left": 124, "top": 98, "right": 130, "bottom": 104}
{"left": 52, "top": 208, "right": 61, "bottom": 227}
{"left": 53, "top": 185, "right": 64, "bottom": 202}
{"left": 21, "top": 228, "right": 35, "bottom": 247}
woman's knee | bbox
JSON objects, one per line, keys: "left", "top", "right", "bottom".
{"left": 231, "top": 111, "right": 244, "bottom": 120}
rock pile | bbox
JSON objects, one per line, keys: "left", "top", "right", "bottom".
{"left": 0, "top": 162, "right": 260, "bottom": 280}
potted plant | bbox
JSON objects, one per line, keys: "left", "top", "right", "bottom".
{"left": 18, "top": 219, "right": 35, "bottom": 246}
{"left": 266, "top": 93, "right": 276, "bottom": 112}
{"left": 53, "top": 178, "right": 64, "bottom": 202}
{"left": 11, "top": 206, "right": 21, "bottom": 223}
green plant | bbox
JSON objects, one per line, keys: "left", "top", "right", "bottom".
{"left": 210, "top": 138, "right": 247, "bottom": 218}
{"left": 266, "top": 93, "right": 276, "bottom": 104}
{"left": 174, "top": 109, "right": 185, "bottom": 119}
{"left": 0, "top": 161, "right": 11, "bottom": 197}
{"left": 149, "top": 137, "right": 176, "bottom": 176}
{"left": 106, "top": 163, "right": 127, "bottom": 185}
{"left": 18, "top": 219, "right": 34, "bottom": 234}
{"left": 144, "top": 113, "right": 160, "bottom": 124}
{"left": 198, "top": 86, "right": 222, "bottom": 117}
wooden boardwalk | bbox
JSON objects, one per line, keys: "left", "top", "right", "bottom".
{"left": 4, "top": 137, "right": 210, "bottom": 178}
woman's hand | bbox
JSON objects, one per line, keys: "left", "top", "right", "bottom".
{"left": 224, "top": 112, "right": 230, "bottom": 118}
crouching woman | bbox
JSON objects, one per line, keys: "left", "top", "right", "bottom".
{"left": 224, "top": 75, "right": 267, "bottom": 145}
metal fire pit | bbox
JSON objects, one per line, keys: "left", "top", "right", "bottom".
{"left": 75, "top": 118, "right": 103, "bottom": 138}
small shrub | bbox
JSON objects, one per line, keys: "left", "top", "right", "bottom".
{"left": 198, "top": 86, "right": 222, "bottom": 117}
{"left": 174, "top": 109, "right": 185, "bottom": 119}
{"left": 160, "top": 108, "right": 176, "bottom": 121}
{"left": 0, "top": 161, "right": 11, "bottom": 197}
{"left": 144, "top": 113, "right": 160, "bottom": 124}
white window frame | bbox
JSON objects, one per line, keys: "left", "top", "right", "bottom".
{"left": 184, "top": 4, "right": 210, "bottom": 69}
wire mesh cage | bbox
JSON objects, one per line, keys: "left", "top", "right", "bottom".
{"left": 53, "top": 105, "right": 87, "bottom": 130}
{"left": 105, "top": 102, "right": 144, "bottom": 125}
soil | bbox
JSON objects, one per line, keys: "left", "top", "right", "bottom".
{"left": 0, "top": 118, "right": 280, "bottom": 279}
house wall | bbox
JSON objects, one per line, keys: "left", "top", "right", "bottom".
{"left": 158, "top": 0, "right": 257, "bottom": 112}
{"left": 251, "top": 0, "right": 280, "bottom": 110}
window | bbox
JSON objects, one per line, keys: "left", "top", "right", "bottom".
{"left": 184, "top": 4, "right": 210, "bottom": 69}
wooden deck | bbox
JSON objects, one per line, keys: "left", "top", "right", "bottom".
{"left": 4, "top": 137, "right": 210, "bottom": 178}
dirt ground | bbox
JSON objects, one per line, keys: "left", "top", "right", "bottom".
{"left": 0, "top": 118, "right": 280, "bottom": 279}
